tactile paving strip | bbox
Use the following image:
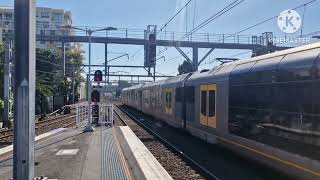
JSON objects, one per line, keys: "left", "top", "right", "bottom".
{"left": 101, "top": 128, "right": 130, "bottom": 180}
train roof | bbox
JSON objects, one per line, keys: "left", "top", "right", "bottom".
{"left": 123, "top": 42, "right": 320, "bottom": 90}
{"left": 122, "top": 84, "right": 143, "bottom": 91}
{"left": 187, "top": 42, "right": 320, "bottom": 84}
{"left": 140, "top": 73, "right": 191, "bottom": 88}
{"left": 228, "top": 42, "right": 320, "bottom": 66}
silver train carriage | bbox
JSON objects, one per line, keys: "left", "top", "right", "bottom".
{"left": 121, "top": 42, "right": 320, "bottom": 180}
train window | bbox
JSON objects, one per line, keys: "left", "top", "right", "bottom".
{"left": 165, "top": 92, "right": 168, "bottom": 107}
{"left": 165, "top": 92, "right": 169, "bottom": 108}
{"left": 201, "top": 91, "right": 207, "bottom": 116}
{"left": 175, "top": 87, "right": 195, "bottom": 103}
{"left": 168, "top": 92, "right": 172, "bottom": 108}
{"left": 175, "top": 88, "right": 183, "bottom": 102}
{"left": 230, "top": 62, "right": 256, "bottom": 85}
{"left": 250, "top": 56, "right": 283, "bottom": 83}
{"left": 164, "top": 91, "right": 172, "bottom": 108}
{"left": 185, "top": 86, "right": 195, "bottom": 103}
{"left": 145, "top": 91, "right": 149, "bottom": 104}
{"left": 208, "top": 90, "right": 216, "bottom": 117}
{"left": 277, "top": 48, "right": 320, "bottom": 82}
{"left": 316, "top": 55, "right": 320, "bottom": 79}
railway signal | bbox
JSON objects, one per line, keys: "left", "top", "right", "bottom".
{"left": 91, "top": 90, "right": 100, "bottom": 103}
{"left": 94, "top": 70, "right": 103, "bottom": 81}
{"left": 148, "top": 33, "right": 156, "bottom": 66}
{"left": 144, "top": 25, "right": 157, "bottom": 68}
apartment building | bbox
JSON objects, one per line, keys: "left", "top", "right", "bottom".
{"left": 0, "top": 6, "right": 80, "bottom": 51}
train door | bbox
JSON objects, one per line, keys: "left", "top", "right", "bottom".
{"left": 200, "top": 84, "right": 217, "bottom": 128}
{"left": 163, "top": 88, "right": 173, "bottom": 115}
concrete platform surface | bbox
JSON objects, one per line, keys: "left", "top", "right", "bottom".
{"left": 116, "top": 126, "right": 173, "bottom": 180}
{"left": 0, "top": 126, "right": 172, "bottom": 180}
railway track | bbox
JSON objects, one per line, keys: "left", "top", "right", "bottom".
{"left": 113, "top": 108, "right": 128, "bottom": 126}
{"left": 113, "top": 101, "right": 293, "bottom": 180}
{"left": 0, "top": 105, "right": 85, "bottom": 147}
{"left": 113, "top": 103, "right": 219, "bottom": 180}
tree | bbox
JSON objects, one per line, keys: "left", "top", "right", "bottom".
{"left": 35, "top": 48, "right": 85, "bottom": 113}
{"left": 64, "top": 51, "right": 85, "bottom": 104}
{"left": 178, "top": 60, "right": 194, "bottom": 75}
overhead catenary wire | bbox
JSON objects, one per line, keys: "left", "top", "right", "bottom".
{"left": 300, "top": 4, "right": 307, "bottom": 37}
{"left": 179, "top": 0, "right": 245, "bottom": 40}
{"left": 157, "top": 0, "right": 193, "bottom": 34}
{"left": 229, "top": 50, "right": 252, "bottom": 58}
{"left": 158, "top": 0, "right": 244, "bottom": 59}
{"left": 158, "top": 51, "right": 192, "bottom": 65}
{"left": 192, "top": 0, "right": 197, "bottom": 29}
{"left": 226, "top": 0, "right": 318, "bottom": 38}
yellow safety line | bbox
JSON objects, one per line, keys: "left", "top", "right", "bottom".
{"left": 112, "top": 128, "right": 133, "bottom": 180}
{"left": 217, "top": 136, "right": 320, "bottom": 177}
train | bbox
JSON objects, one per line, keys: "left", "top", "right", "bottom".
{"left": 121, "top": 42, "right": 320, "bottom": 180}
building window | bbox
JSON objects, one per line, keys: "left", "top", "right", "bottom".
{"left": 52, "top": 13, "right": 63, "bottom": 21}
{"left": 40, "top": 30, "right": 45, "bottom": 35}
{"left": 62, "top": 31, "right": 69, "bottom": 36}
{"left": 41, "top": 12, "right": 50, "bottom": 18}
{"left": 40, "top": 41, "right": 45, "bottom": 45}
{"left": 43, "top": 21, "right": 49, "bottom": 28}
{"left": 37, "top": 21, "right": 49, "bottom": 28}
{"left": 4, "top": 13, "right": 13, "bottom": 20}
{"left": 54, "top": 23, "right": 62, "bottom": 28}
{"left": 0, "top": 13, "right": 3, "bottom": 20}
{"left": 50, "top": 30, "right": 55, "bottom": 36}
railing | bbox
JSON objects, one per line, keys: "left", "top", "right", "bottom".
{"left": 98, "top": 103, "right": 113, "bottom": 126}
{"left": 75, "top": 102, "right": 89, "bottom": 128}
{"left": 1, "top": 24, "right": 273, "bottom": 46}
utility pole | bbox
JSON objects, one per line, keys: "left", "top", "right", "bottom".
{"left": 84, "top": 30, "right": 95, "bottom": 132}
{"left": 3, "top": 38, "right": 12, "bottom": 128}
{"left": 72, "top": 65, "right": 75, "bottom": 104}
{"left": 153, "top": 66, "right": 156, "bottom": 81}
{"left": 107, "top": 66, "right": 110, "bottom": 84}
{"left": 13, "top": 0, "right": 36, "bottom": 179}
{"left": 62, "top": 42, "right": 66, "bottom": 76}
{"left": 105, "top": 43, "right": 108, "bottom": 86}
{"left": 61, "top": 25, "right": 117, "bottom": 132}
{"left": 192, "top": 47, "right": 198, "bottom": 71}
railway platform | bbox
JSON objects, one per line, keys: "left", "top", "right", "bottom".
{"left": 0, "top": 126, "right": 172, "bottom": 180}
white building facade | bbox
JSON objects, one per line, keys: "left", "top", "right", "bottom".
{"left": 0, "top": 6, "right": 80, "bottom": 51}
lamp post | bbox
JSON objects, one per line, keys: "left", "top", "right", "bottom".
{"left": 62, "top": 25, "right": 117, "bottom": 132}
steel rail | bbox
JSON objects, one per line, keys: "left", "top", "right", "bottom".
{"left": 114, "top": 103, "right": 220, "bottom": 180}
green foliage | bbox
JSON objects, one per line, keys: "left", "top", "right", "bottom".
{"left": 36, "top": 48, "right": 85, "bottom": 113}
{"left": 0, "top": 43, "right": 85, "bottom": 115}
{"left": 178, "top": 60, "right": 194, "bottom": 75}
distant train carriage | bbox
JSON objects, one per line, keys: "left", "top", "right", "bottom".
{"left": 122, "top": 43, "right": 320, "bottom": 180}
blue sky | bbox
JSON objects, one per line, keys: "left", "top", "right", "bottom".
{"left": 2, "top": 0, "right": 320, "bottom": 81}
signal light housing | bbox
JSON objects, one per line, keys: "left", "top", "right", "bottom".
{"left": 91, "top": 90, "right": 100, "bottom": 103}
{"left": 94, "top": 70, "right": 103, "bottom": 81}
